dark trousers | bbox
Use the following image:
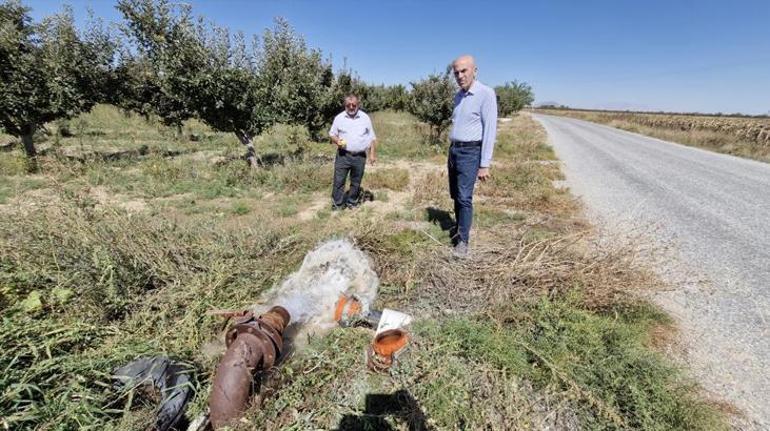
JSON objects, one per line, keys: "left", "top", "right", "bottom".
{"left": 448, "top": 144, "right": 481, "bottom": 244}
{"left": 332, "top": 150, "right": 367, "bottom": 207}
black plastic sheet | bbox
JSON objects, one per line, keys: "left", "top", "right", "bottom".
{"left": 113, "top": 356, "right": 195, "bottom": 431}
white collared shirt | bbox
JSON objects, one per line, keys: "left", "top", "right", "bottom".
{"left": 329, "top": 110, "right": 376, "bottom": 152}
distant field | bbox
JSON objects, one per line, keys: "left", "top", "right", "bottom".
{"left": 534, "top": 108, "right": 770, "bottom": 162}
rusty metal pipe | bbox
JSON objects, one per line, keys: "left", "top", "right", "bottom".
{"left": 209, "top": 306, "right": 290, "bottom": 429}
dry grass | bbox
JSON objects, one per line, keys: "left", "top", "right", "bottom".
{"left": 364, "top": 167, "right": 410, "bottom": 191}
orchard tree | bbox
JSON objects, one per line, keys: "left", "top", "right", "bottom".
{"left": 119, "top": 2, "right": 334, "bottom": 167}
{"left": 193, "top": 19, "right": 333, "bottom": 167}
{"left": 322, "top": 68, "right": 368, "bottom": 121}
{"left": 408, "top": 70, "right": 456, "bottom": 144}
{"left": 347, "top": 83, "right": 409, "bottom": 113}
{"left": 360, "top": 84, "right": 387, "bottom": 113}
{"left": 383, "top": 84, "right": 409, "bottom": 111}
{"left": 359, "top": 84, "right": 408, "bottom": 113}
{"left": 0, "top": 1, "right": 115, "bottom": 170}
{"left": 328, "top": 81, "right": 409, "bottom": 114}
{"left": 116, "top": 0, "right": 206, "bottom": 132}
{"left": 192, "top": 29, "right": 268, "bottom": 167}
{"left": 495, "top": 80, "right": 534, "bottom": 117}
{"left": 256, "top": 18, "right": 334, "bottom": 138}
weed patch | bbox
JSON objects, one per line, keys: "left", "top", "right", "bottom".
{"left": 366, "top": 167, "right": 410, "bottom": 191}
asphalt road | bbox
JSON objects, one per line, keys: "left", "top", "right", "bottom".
{"left": 533, "top": 114, "right": 770, "bottom": 428}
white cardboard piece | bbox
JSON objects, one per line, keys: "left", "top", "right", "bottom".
{"left": 374, "top": 308, "right": 413, "bottom": 335}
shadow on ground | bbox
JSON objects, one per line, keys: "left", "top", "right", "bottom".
{"left": 425, "top": 207, "right": 453, "bottom": 231}
{"left": 425, "top": 206, "right": 458, "bottom": 245}
{"left": 336, "top": 389, "right": 430, "bottom": 431}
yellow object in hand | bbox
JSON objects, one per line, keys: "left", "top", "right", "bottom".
{"left": 339, "top": 139, "right": 346, "bottom": 148}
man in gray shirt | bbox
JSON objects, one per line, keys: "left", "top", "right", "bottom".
{"left": 448, "top": 55, "right": 498, "bottom": 257}
{"left": 328, "top": 94, "right": 377, "bottom": 210}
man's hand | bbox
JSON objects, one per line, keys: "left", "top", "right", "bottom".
{"left": 478, "top": 167, "right": 491, "bottom": 181}
{"left": 368, "top": 140, "right": 377, "bottom": 165}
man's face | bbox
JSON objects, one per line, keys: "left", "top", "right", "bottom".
{"left": 345, "top": 98, "right": 359, "bottom": 116}
{"left": 453, "top": 58, "right": 476, "bottom": 91}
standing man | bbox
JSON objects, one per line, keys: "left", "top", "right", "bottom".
{"left": 448, "top": 55, "right": 498, "bottom": 258}
{"left": 329, "top": 94, "right": 377, "bottom": 210}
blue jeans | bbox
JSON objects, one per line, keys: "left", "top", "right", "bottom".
{"left": 448, "top": 144, "right": 481, "bottom": 244}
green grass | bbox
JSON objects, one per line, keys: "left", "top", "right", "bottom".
{"left": 495, "top": 113, "right": 557, "bottom": 162}
{"left": 247, "top": 299, "right": 723, "bottom": 430}
{"left": 365, "top": 168, "right": 409, "bottom": 191}
{"left": 0, "top": 174, "right": 47, "bottom": 204}
{"left": 0, "top": 150, "right": 28, "bottom": 176}
{"left": 380, "top": 228, "right": 432, "bottom": 256}
{"left": 371, "top": 110, "right": 443, "bottom": 161}
{"left": 404, "top": 299, "right": 723, "bottom": 430}
{"left": 0, "top": 106, "right": 728, "bottom": 430}
{"left": 276, "top": 201, "right": 299, "bottom": 217}
{"left": 231, "top": 200, "right": 251, "bottom": 215}
{"left": 474, "top": 207, "right": 526, "bottom": 227}
{"left": 365, "top": 167, "right": 410, "bottom": 191}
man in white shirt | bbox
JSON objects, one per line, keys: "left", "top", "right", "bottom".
{"left": 328, "top": 94, "right": 377, "bottom": 210}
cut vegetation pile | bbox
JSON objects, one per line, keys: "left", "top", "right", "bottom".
{"left": 0, "top": 106, "right": 727, "bottom": 430}
{"left": 536, "top": 108, "right": 770, "bottom": 162}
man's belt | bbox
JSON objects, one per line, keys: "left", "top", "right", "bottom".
{"left": 451, "top": 140, "right": 482, "bottom": 148}
{"left": 338, "top": 148, "right": 367, "bottom": 157}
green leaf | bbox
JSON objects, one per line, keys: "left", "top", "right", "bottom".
{"left": 52, "top": 287, "right": 74, "bottom": 304}
{"left": 22, "top": 290, "right": 43, "bottom": 313}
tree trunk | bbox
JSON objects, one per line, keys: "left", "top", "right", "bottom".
{"left": 236, "top": 132, "right": 258, "bottom": 168}
{"left": 431, "top": 125, "right": 441, "bottom": 147}
{"left": 21, "top": 125, "right": 38, "bottom": 173}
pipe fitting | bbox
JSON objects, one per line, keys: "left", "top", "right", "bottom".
{"left": 334, "top": 294, "right": 382, "bottom": 327}
{"left": 367, "top": 328, "right": 410, "bottom": 372}
{"left": 334, "top": 296, "right": 414, "bottom": 372}
{"left": 209, "top": 306, "right": 290, "bottom": 429}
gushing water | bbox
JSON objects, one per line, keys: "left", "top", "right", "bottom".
{"left": 252, "top": 239, "right": 379, "bottom": 344}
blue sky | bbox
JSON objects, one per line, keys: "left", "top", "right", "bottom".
{"left": 25, "top": 0, "right": 770, "bottom": 114}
